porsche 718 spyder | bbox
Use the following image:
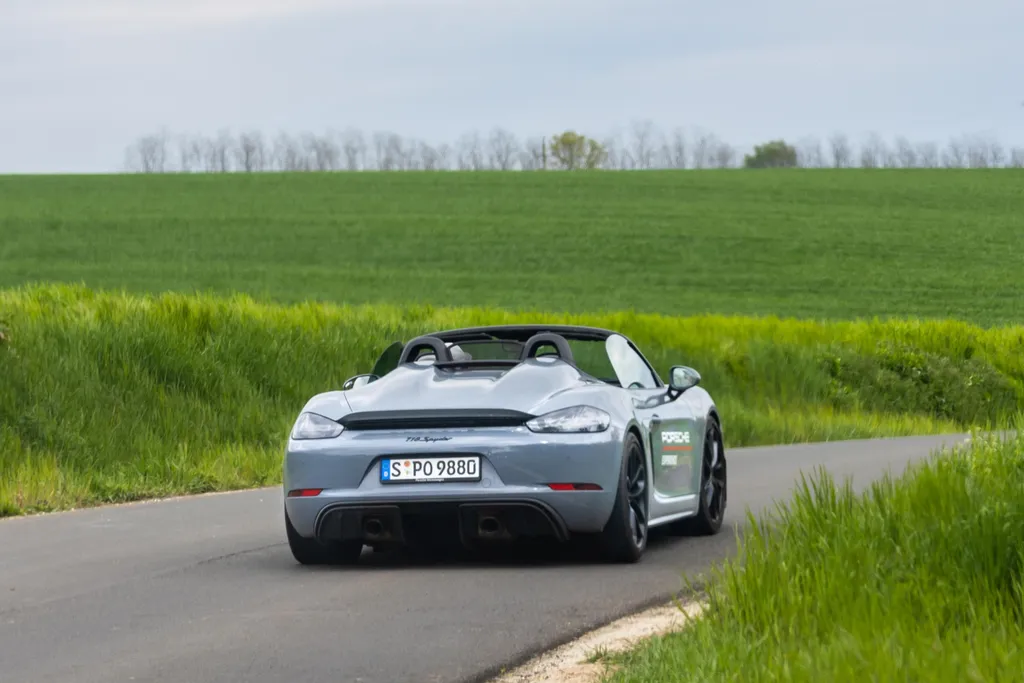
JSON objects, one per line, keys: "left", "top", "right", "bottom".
{"left": 283, "top": 324, "right": 727, "bottom": 564}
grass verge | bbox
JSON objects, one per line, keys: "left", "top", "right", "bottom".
{"left": 2, "top": 283, "right": 1023, "bottom": 516}
{"left": 604, "top": 431, "right": 1024, "bottom": 682}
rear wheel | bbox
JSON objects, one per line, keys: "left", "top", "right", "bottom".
{"left": 671, "top": 417, "right": 726, "bottom": 536}
{"left": 597, "top": 431, "right": 648, "bottom": 563}
{"left": 285, "top": 507, "right": 363, "bottom": 565}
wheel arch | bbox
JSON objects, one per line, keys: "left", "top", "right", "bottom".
{"left": 706, "top": 407, "right": 724, "bottom": 454}
{"left": 626, "top": 421, "right": 644, "bottom": 445}
{"left": 623, "top": 420, "right": 649, "bottom": 467}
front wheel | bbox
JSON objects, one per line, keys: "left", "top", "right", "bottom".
{"left": 597, "top": 431, "right": 649, "bottom": 563}
{"left": 671, "top": 417, "right": 726, "bottom": 536}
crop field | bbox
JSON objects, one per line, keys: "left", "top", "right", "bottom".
{"left": 603, "top": 432, "right": 1024, "bottom": 682}
{"left": 1, "top": 169, "right": 1023, "bottom": 325}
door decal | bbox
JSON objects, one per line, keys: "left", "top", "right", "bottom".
{"left": 650, "top": 418, "right": 702, "bottom": 498}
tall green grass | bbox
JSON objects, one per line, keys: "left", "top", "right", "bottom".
{"left": 605, "top": 431, "right": 1024, "bottom": 682}
{"left": 2, "top": 283, "right": 1023, "bottom": 516}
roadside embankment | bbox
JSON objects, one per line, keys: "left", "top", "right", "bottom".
{"left": 602, "top": 432, "right": 1024, "bottom": 681}
{"left": 2, "top": 284, "right": 1022, "bottom": 516}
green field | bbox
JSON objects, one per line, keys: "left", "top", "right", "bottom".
{"left": 603, "top": 432, "right": 1024, "bottom": 682}
{"left": 1, "top": 169, "right": 1023, "bottom": 324}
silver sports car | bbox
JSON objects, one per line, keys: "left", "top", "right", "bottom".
{"left": 283, "top": 324, "right": 726, "bottom": 564}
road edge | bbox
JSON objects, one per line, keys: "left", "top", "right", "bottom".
{"left": 486, "top": 597, "right": 707, "bottom": 683}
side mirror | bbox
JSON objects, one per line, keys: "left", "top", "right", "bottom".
{"left": 667, "top": 365, "right": 701, "bottom": 397}
{"left": 342, "top": 374, "right": 378, "bottom": 390}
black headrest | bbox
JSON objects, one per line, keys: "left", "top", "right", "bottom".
{"left": 399, "top": 335, "right": 453, "bottom": 364}
{"left": 519, "top": 332, "right": 574, "bottom": 365}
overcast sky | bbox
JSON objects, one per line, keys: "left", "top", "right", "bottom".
{"left": 3, "top": 0, "right": 1022, "bottom": 173}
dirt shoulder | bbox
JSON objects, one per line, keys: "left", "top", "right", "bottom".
{"left": 491, "top": 599, "right": 707, "bottom": 683}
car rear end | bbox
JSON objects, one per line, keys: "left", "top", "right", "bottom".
{"left": 283, "top": 408, "right": 625, "bottom": 549}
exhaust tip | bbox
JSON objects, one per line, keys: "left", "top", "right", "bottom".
{"left": 478, "top": 516, "right": 501, "bottom": 535}
{"left": 364, "top": 518, "right": 385, "bottom": 537}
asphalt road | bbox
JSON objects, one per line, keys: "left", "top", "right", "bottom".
{"left": 0, "top": 433, "right": 969, "bottom": 683}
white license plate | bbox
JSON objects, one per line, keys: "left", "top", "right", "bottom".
{"left": 380, "top": 456, "right": 481, "bottom": 483}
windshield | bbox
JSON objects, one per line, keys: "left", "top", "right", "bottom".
{"left": 565, "top": 340, "right": 619, "bottom": 384}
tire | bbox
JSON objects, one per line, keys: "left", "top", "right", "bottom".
{"left": 597, "top": 431, "right": 649, "bottom": 563}
{"left": 285, "top": 507, "right": 363, "bottom": 565}
{"left": 671, "top": 417, "right": 726, "bottom": 536}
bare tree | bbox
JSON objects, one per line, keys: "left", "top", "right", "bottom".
{"left": 797, "top": 137, "right": 825, "bottom": 168}
{"left": 916, "top": 141, "right": 940, "bottom": 168}
{"left": 410, "top": 138, "right": 424, "bottom": 169}
{"left": 1010, "top": 147, "right": 1024, "bottom": 168}
{"left": 893, "top": 136, "right": 917, "bottom": 168}
{"left": 942, "top": 137, "right": 967, "bottom": 168}
{"left": 966, "top": 135, "right": 991, "bottom": 168}
{"left": 601, "top": 132, "right": 626, "bottom": 170}
{"left": 420, "top": 141, "right": 443, "bottom": 170}
{"left": 662, "top": 127, "right": 687, "bottom": 169}
{"left": 188, "top": 136, "right": 206, "bottom": 172}
{"left": 690, "top": 128, "right": 715, "bottom": 169}
{"left": 202, "top": 130, "right": 234, "bottom": 172}
{"left": 176, "top": 133, "right": 200, "bottom": 172}
{"left": 859, "top": 132, "right": 887, "bottom": 168}
{"left": 385, "top": 134, "right": 408, "bottom": 170}
{"left": 371, "top": 131, "right": 392, "bottom": 170}
{"left": 340, "top": 128, "right": 366, "bottom": 171}
{"left": 629, "top": 119, "right": 657, "bottom": 169}
{"left": 882, "top": 138, "right": 901, "bottom": 168}
{"left": 454, "top": 131, "right": 485, "bottom": 170}
{"left": 486, "top": 128, "right": 519, "bottom": 170}
{"left": 388, "top": 133, "right": 416, "bottom": 170}
{"left": 986, "top": 138, "right": 1006, "bottom": 167}
{"left": 125, "top": 130, "right": 170, "bottom": 172}
{"left": 519, "top": 137, "right": 546, "bottom": 170}
{"left": 711, "top": 139, "right": 736, "bottom": 168}
{"left": 272, "top": 132, "right": 305, "bottom": 171}
{"left": 304, "top": 132, "right": 340, "bottom": 171}
{"left": 828, "top": 133, "right": 851, "bottom": 168}
{"left": 235, "top": 131, "right": 266, "bottom": 172}
{"left": 434, "top": 143, "right": 452, "bottom": 170}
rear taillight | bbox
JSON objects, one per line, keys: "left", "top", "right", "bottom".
{"left": 547, "top": 483, "right": 602, "bottom": 491}
{"left": 287, "top": 488, "right": 323, "bottom": 497}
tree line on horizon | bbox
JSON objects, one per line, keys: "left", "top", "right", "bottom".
{"left": 123, "top": 120, "right": 1024, "bottom": 173}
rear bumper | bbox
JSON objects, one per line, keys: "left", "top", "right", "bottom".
{"left": 285, "top": 486, "right": 616, "bottom": 541}
{"left": 312, "top": 498, "right": 571, "bottom": 545}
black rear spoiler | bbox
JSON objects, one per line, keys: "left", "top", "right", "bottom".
{"left": 338, "top": 408, "right": 534, "bottom": 430}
